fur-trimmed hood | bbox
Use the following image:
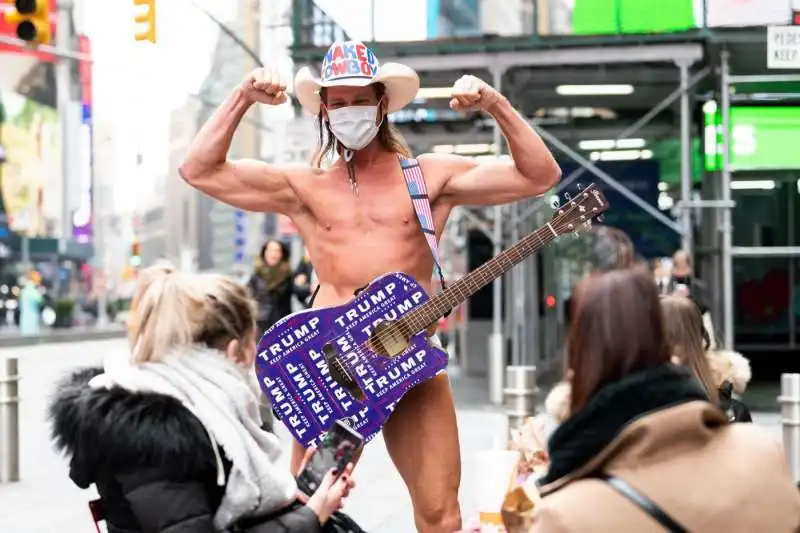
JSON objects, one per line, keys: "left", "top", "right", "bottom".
{"left": 707, "top": 349, "right": 751, "bottom": 396}
{"left": 542, "top": 351, "right": 752, "bottom": 425}
{"left": 49, "top": 366, "right": 218, "bottom": 490}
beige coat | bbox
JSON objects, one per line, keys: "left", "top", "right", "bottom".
{"left": 531, "top": 401, "right": 800, "bottom": 533}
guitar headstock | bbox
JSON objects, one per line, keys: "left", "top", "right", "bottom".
{"left": 550, "top": 183, "right": 609, "bottom": 237}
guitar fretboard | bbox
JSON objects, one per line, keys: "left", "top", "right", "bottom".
{"left": 397, "top": 224, "right": 556, "bottom": 336}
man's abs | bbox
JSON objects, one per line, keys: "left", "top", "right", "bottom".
{"left": 312, "top": 276, "right": 433, "bottom": 310}
{"left": 304, "top": 227, "right": 437, "bottom": 309}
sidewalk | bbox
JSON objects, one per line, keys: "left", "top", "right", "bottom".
{"left": 0, "top": 324, "right": 126, "bottom": 347}
{"left": 0, "top": 338, "right": 508, "bottom": 533}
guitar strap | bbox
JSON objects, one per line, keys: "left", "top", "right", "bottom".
{"left": 398, "top": 155, "right": 451, "bottom": 319}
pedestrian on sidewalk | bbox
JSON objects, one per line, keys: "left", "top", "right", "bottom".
{"left": 49, "top": 262, "right": 357, "bottom": 533}
{"left": 661, "top": 294, "right": 753, "bottom": 423}
{"left": 19, "top": 271, "right": 43, "bottom": 336}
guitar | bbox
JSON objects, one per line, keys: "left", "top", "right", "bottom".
{"left": 255, "top": 183, "right": 609, "bottom": 447}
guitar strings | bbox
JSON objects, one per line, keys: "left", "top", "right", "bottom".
{"left": 363, "top": 192, "right": 595, "bottom": 352}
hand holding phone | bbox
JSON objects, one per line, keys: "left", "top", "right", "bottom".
{"left": 306, "top": 462, "right": 356, "bottom": 523}
{"left": 296, "top": 419, "right": 363, "bottom": 497}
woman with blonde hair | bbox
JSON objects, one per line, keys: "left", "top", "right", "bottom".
{"left": 661, "top": 294, "right": 753, "bottom": 423}
{"left": 660, "top": 294, "right": 720, "bottom": 403}
{"left": 49, "top": 262, "right": 356, "bottom": 533}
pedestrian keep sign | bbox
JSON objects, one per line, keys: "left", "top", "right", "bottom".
{"left": 767, "top": 25, "right": 800, "bottom": 69}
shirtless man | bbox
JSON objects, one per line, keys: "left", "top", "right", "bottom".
{"left": 179, "top": 40, "right": 560, "bottom": 533}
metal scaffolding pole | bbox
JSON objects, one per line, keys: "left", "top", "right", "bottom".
{"left": 488, "top": 67, "right": 506, "bottom": 405}
{"left": 720, "top": 51, "right": 734, "bottom": 350}
{"left": 56, "top": 1, "right": 77, "bottom": 297}
{"left": 514, "top": 66, "right": 710, "bottom": 228}
{"left": 536, "top": 128, "right": 682, "bottom": 233}
{"left": 679, "top": 60, "right": 693, "bottom": 253}
{"left": 511, "top": 196, "right": 521, "bottom": 367}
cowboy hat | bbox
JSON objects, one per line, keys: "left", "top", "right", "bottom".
{"left": 294, "top": 40, "right": 420, "bottom": 116}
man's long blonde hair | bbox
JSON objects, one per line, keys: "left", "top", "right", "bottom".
{"left": 660, "top": 295, "right": 719, "bottom": 402}
{"left": 311, "top": 83, "right": 412, "bottom": 168}
{"left": 127, "top": 261, "right": 256, "bottom": 364}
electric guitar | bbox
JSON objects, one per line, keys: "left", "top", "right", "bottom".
{"left": 255, "top": 183, "right": 609, "bottom": 447}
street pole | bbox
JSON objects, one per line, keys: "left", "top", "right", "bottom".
{"left": 488, "top": 67, "right": 505, "bottom": 405}
{"left": 678, "top": 60, "right": 693, "bottom": 253}
{"left": 720, "top": 50, "right": 734, "bottom": 350}
{"left": 55, "top": 1, "right": 75, "bottom": 297}
{"left": 95, "top": 160, "right": 108, "bottom": 327}
{"left": 0, "top": 357, "right": 19, "bottom": 483}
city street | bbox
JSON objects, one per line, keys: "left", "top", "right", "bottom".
{"left": 0, "top": 338, "right": 509, "bottom": 533}
{"left": 0, "top": 338, "right": 785, "bottom": 532}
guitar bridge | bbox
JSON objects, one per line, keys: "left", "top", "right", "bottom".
{"left": 322, "top": 342, "right": 365, "bottom": 402}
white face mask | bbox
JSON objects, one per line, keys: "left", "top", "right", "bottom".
{"left": 327, "top": 105, "right": 382, "bottom": 153}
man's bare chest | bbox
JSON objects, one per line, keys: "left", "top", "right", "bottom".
{"left": 296, "top": 165, "right": 438, "bottom": 232}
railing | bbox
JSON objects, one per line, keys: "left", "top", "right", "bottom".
{"left": 291, "top": 0, "right": 790, "bottom": 51}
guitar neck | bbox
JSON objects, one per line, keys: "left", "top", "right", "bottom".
{"left": 399, "top": 223, "right": 557, "bottom": 335}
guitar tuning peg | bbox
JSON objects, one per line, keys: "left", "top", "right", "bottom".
{"left": 550, "top": 197, "right": 560, "bottom": 210}
{"left": 596, "top": 214, "right": 605, "bottom": 223}
{"left": 564, "top": 192, "right": 572, "bottom": 201}
{"left": 573, "top": 231, "right": 580, "bottom": 239}
{"left": 576, "top": 183, "right": 583, "bottom": 191}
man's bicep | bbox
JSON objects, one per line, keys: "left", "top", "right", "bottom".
{"left": 182, "top": 158, "right": 301, "bottom": 214}
{"left": 423, "top": 153, "right": 547, "bottom": 207}
{"left": 224, "top": 159, "right": 303, "bottom": 213}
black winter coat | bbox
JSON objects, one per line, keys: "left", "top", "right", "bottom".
{"left": 719, "top": 380, "right": 753, "bottom": 423}
{"left": 248, "top": 272, "right": 294, "bottom": 331}
{"left": 49, "top": 368, "right": 322, "bottom": 533}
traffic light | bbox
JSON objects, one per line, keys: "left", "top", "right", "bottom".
{"left": 133, "top": 0, "right": 156, "bottom": 43}
{"left": 3, "top": 0, "right": 52, "bottom": 45}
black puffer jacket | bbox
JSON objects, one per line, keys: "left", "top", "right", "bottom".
{"left": 719, "top": 380, "right": 753, "bottom": 423}
{"left": 49, "top": 368, "right": 321, "bottom": 533}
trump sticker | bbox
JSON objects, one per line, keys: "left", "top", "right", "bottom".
{"left": 321, "top": 40, "right": 380, "bottom": 83}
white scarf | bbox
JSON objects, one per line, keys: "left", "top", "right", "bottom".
{"left": 89, "top": 345, "right": 297, "bottom": 531}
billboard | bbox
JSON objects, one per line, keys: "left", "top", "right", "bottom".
{"left": 0, "top": 91, "right": 61, "bottom": 237}
{"left": 426, "top": 0, "right": 480, "bottom": 38}
{"left": 704, "top": 106, "right": 800, "bottom": 172}
{"left": 565, "top": 0, "right": 794, "bottom": 35}
{"left": 72, "top": 35, "right": 93, "bottom": 244}
{"left": 559, "top": 160, "right": 679, "bottom": 259}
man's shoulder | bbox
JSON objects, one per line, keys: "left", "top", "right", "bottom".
{"left": 416, "top": 152, "right": 474, "bottom": 181}
{"left": 283, "top": 163, "right": 327, "bottom": 181}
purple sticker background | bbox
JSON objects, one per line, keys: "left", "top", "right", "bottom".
{"left": 256, "top": 272, "right": 449, "bottom": 448}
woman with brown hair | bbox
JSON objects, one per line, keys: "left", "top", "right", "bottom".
{"left": 531, "top": 267, "right": 800, "bottom": 533}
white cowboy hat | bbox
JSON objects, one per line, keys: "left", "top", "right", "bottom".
{"left": 294, "top": 40, "right": 420, "bottom": 116}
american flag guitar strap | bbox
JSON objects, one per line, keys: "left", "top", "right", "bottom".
{"left": 398, "top": 155, "right": 451, "bottom": 318}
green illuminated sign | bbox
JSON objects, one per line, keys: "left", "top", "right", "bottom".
{"left": 704, "top": 106, "right": 800, "bottom": 171}
{"left": 572, "top": 0, "right": 695, "bottom": 35}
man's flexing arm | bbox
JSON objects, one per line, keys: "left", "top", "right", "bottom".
{"left": 426, "top": 78, "right": 561, "bottom": 207}
{"left": 179, "top": 87, "right": 305, "bottom": 214}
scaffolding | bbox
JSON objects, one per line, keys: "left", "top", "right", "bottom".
{"left": 374, "top": 42, "right": 713, "bottom": 402}
{"left": 285, "top": 4, "right": 800, "bottom": 386}
{"left": 714, "top": 57, "right": 800, "bottom": 350}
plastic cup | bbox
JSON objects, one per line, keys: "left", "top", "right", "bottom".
{"left": 473, "top": 450, "right": 520, "bottom": 533}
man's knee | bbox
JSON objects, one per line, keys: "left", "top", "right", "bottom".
{"left": 414, "top": 497, "right": 461, "bottom": 532}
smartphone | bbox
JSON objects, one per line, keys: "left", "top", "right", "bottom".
{"left": 296, "top": 420, "right": 364, "bottom": 496}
